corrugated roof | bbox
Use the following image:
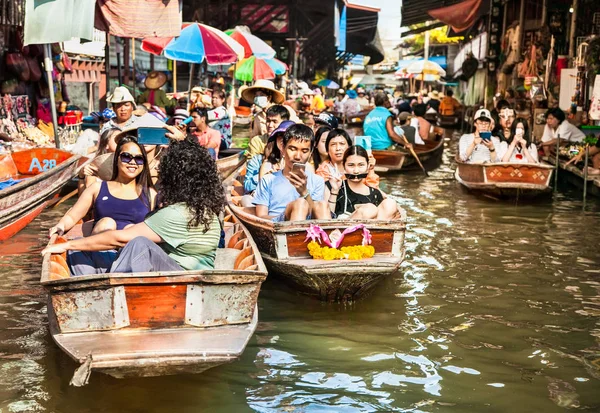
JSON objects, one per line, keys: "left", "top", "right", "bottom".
{"left": 401, "top": 0, "right": 465, "bottom": 27}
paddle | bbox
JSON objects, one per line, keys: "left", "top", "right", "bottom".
{"left": 408, "top": 145, "right": 428, "bottom": 177}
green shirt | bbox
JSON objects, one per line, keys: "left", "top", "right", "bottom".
{"left": 144, "top": 203, "right": 221, "bottom": 270}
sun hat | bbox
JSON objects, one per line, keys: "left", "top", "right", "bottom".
{"left": 267, "top": 120, "right": 295, "bottom": 143}
{"left": 337, "top": 88, "right": 345, "bottom": 95}
{"left": 475, "top": 108, "right": 492, "bottom": 122}
{"left": 238, "top": 85, "right": 248, "bottom": 99}
{"left": 172, "top": 108, "right": 190, "bottom": 122}
{"left": 144, "top": 71, "right": 167, "bottom": 90}
{"left": 428, "top": 90, "right": 440, "bottom": 99}
{"left": 92, "top": 153, "right": 115, "bottom": 181}
{"left": 346, "top": 89, "right": 358, "bottom": 99}
{"left": 314, "top": 112, "right": 339, "bottom": 129}
{"left": 107, "top": 86, "right": 137, "bottom": 109}
{"left": 241, "top": 79, "right": 285, "bottom": 104}
{"left": 313, "top": 88, "right": 322, "bottom": 96}
{"left": 357, "top": 87, "right": 366, "bottom": 95}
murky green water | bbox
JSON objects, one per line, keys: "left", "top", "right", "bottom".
{"left": 1, "top": 136, "right": 600, "bottom": 412}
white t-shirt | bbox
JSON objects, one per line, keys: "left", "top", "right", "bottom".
{"left": 503, "top": 143, "right": 539, "bottom": 163}
{"left": 541, "top": 121, "right": 585, "bottom": 143}
{"left": 409, "top": 117, "right": 426, "bottom": 145}
{"left": 459, "top": 133, "right": 504, "bottom": 163}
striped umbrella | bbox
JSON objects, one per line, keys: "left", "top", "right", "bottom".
{"left": 234, "top": 56, "right": 288, "bottom": 82}
{"left": 142, "top": 23, "right": 244, "bottom": 64}
{"left": 226, "top": 27, "right": 276, "bottom": 59}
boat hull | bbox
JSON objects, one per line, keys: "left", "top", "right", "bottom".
{"left": 455, "top": 160, "right": 554, "bottom": 198}
{"left": 225, "top": 165, "right": 407, "bottom": 302}
{"left": 216, "top": 150, "right": 246, "bottom": 180}
{"left": 373, "top": 136, "right": 444, "bottom": 173}
{"left": 0, "top": 148, "right": 80, "bottom": 241}
{"left": 41, "top": 210, "right": 267, "bottom": 381}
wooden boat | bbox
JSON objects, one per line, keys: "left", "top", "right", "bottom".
{"left": 437, "top": 113, "right": 462, "bottom": 128}
{"left": 455, "top": 158, "right": 554, "bottom": 198}
{"left": 0, "top": 148, "right": 81, "bottom": 241}
{"left": 40, "top": 208, "right": 267, "bottom": 382}
{"left": 372, "top": 134, "right": 444, "bottom": 173}
{"left": 224, "top": 166, "right": 407, "bottom": 302}
{"left": 544, "top": 156, "right": 600, "bottom": 197}
{"left": 216, "top": 148, "right": 246, "bottom": 179}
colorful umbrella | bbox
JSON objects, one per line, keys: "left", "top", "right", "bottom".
{"left": 404, "top": 60, "right": 446, "bottom": 77}
{"left": 234, "top": 56, "right": 288, "bottom": 82}
{"left": 142, "top": 23, "right": 244, "bottom": 64}
{"left": 317, "top": 79, "right": 340, "bottom": 89}
{"left": 226, "top": 27, "right": 276, "bottom": 59}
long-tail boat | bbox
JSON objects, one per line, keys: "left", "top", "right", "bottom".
{"left": 372, "top": 134, "right": 444, "bottom": 173}
{"left": 0, "top": 148, "right": 81, "bottom": 241}
{"left": 40, "top": 208, "right": 267, "bottom": 383}
{"left": 455, "top": 158, "right": 554, "bottom": 198}
{"left": 224, "top": 165, "right": 407, "bottom": 302}
{"left": 216, "top": 148, "right": 246, "bottom": 179}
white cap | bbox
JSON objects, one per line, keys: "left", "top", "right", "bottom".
{"left": 475, "top": 108, "right": 492, "bottom": 122}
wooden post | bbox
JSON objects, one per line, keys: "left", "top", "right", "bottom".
{"left": 583, "top": 143, "right": 589, "bottom": 202}
{"left": 554, "top": 134, "right": 560, "bottom": 190}
{"left": 514, "top": 0, "right": 526, "bottom": 86}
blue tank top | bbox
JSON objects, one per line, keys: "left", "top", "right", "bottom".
{"left": 93, "top": 181, "right": 150, "bottom": 230}
{"left": 364, "top": 106, "right": 393, "bottom": 150}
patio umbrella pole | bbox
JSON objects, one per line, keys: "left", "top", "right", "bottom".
{"left": 131, "top": 38, "right": 136, "bottom": 99}
{"left": 173, "top": 60, "right": 177, "bottom": 94}
{"left": 43, "top": 44, "right": 60, "bottom": 149}
{"left": 187, "top": 63, "right": 195, "bottom": 104}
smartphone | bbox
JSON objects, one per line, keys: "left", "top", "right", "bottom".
{"left": 137, "top": 127, "right": 170, "bottom": 145}
{"left": 353, "top": 135, "right": 372, "bottom": 154}
{"left": 480, "top": 131, "right": 492, "bottom": 141}
{"left": 292, "top": 162, "right": 306, "bottom": 174}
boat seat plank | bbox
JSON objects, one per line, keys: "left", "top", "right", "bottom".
{"left": 53, "top": 323, "right": 255, "bottom": 362}
{"left": 214, "top": 248, "right": 240, "bottom": 270}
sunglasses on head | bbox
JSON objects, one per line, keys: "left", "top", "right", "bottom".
{"left": 119, "top": 152, "right": 144, "bottom": 166}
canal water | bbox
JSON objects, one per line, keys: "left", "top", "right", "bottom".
{"left": 1, "top": 136, "right": 600, "bottom": 412}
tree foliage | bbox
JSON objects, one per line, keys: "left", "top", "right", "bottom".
{"left": 402, "top": 25, "right": 463, "bottom": 53}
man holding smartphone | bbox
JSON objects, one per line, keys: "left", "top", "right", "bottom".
{"left": 253, "top": 124, "right": 330, "bottom": 222}
{"left": 459, "top": 109, "right": 503, "bottom": 163}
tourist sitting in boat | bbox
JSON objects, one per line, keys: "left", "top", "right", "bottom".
{"left": 244, "top": 79, "right": 286, "bottom": 140}
{"left": 310, "top": 89, "right": 327, "bottom": 114}
{"left": 501, "top": 118, "right": 539, "bottom": 163}
{"left": 364, "top": 92, "right": 413, "bottom": 151}
{"left": 394, "top": 112, "right": 417, "bottom": 144}
{"left": 333, "top": 89, "right": 345, "bottom": 115}
{"left": 493, "top": 105, "right": 515, "bottom": 142}
{"left": 253, "top": 124, "right": 329, "bottom": 222}
{"left": 49, "top": 136, "right": 157, "bottom": 238}
{"left": 327, "top": 145, "right": 398, "bottom": 220}
{"left": 459, "top": 109, "right": 503, "bottom": 163}
{"left": 316, "top": 129, "right": 379, "bottom": 188}
{"left": 43, "top": 131, "right": 224, "bottom": 275}
{"left": 410, "top": 104, "right": 431, "bottom": 144}
{"left": 343, "top": 89, "right": 362, "bottom": 119}
{"left": 190, "top": 108, "right": 220, "bottom": 159}
{"left": 356, "top": 88, "right": 371, "bottom": 111}
{"left": 244, "top": 120, "right": 296, "bottom": 195}
{"left": 208, "top": 89, "right": 232, "bottom": 150}
{"left": 313, "top": 126, "right": 333, "bottom": 170}
{"left": 439, "top": 89, "right": 462, "bottom": 116}
{"left": 99, "top": 87, "right": 139, "bottom": 135}
{"left": 540, "top": 108, "right": 585, "bottom": 157}
{"left": 245, "top": 104, "right": 291, "bottom": 159}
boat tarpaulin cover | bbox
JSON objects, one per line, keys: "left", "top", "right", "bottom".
{"left": 95, "top": 0, "right": 183, "bottom": 38}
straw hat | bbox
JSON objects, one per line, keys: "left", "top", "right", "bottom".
{"left": 428, "top": 90, "right": 441, "bottom": 100}
{"left": 107, "top": 86, "right": 137, "bottom": 108}
{"left": 92, "top": 153, "right": 115, "bottom": 181}
{"left": 241, "top": 79, "right": 284, "bottom": 104}
{"left": 144, "top": 71, "right": 167, "bottom": 90}
{"left": 238, "top": 85, "right": 248, "bottom": 99}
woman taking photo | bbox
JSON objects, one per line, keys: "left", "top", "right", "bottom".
{"left": 50, "top": 136, "right": 157, "bottom": 238}
{"left": 327, "top": 145, "right": 399, "bottom": 220}
{"left": 501, "top": 118, "right": 538, "bottom": 163}
{"left": 312, "top": 125, "right": 332, "bottom": 170}
{"left": 43, "top": 130, "right": 226, "bottom": 275}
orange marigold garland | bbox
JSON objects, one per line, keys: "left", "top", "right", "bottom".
{"left": 305, "top": 224, "right": 375, "bottom": 260}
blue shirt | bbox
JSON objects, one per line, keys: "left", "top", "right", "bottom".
{"left": 364, "top": 106, "right": 393, "bottom": 150}
{"left": 244, "top": 154, "right": 263, "bottom": 194}
{"left": 253, "top": 170, "right": 325, "bottom": 217}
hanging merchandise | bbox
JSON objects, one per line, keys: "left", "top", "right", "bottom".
{"left": 462, "top": 53, "right": 479, "bottom": 80}
{"left": 501, "top": 22, "right": 520, "bottom": 75}
{"left": 6, "top": 53, "right": 30, "bottom": 82}
{"left": 26, "top": 56, "right": 42, "bottom": 82}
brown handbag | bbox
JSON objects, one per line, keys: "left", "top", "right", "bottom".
{"left": 6, "top": 53, "right": 30, "bottom": 82}
{"left": 27, "top": 57, "right": 42, "bottom": 82}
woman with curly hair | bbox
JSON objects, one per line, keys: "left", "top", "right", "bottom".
{"left": 42, "top": 126, "right": 226, "bottom": 275}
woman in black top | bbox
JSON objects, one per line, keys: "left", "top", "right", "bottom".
{"left": 327, "top": 145, "right": 399, "bottom": 220}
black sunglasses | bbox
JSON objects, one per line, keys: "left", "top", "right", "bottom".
{"left": 119, "top": 152, "right": 144, "bottom": 166}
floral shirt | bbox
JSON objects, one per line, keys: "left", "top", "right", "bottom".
{"left": 208, "top": 106, "right": 232, "bottom": 149}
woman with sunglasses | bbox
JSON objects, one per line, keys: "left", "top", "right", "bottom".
{"left": 42, "top": 130, "right": 225, "bottom": 275}
{"left": 49, "top": 136, "right": 157, "bottom": 238}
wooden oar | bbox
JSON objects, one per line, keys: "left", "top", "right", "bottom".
{"left": 47, "top": 189, "right": 78, "bottom": 209}
{"left": 408, "top": 146, "right": 428, "bottom": 176}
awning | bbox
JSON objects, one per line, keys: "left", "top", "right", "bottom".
{"left": 428, "top": 0, "right": 484, "bottom": 33}
{"left": 343, "top": 0, "right": 384, "bottom": 65}
{"left": 401, "top": 0, "right": 465, "bottom": 27}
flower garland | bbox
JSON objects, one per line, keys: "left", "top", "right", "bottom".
{"left": 307, "top": 241, "right": 375, "bottom": 260}
{"left": 304, "top": 223, "right": 375, "bottom": 260}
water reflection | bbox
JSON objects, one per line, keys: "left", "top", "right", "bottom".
{"left": 0, "top": 136, "right": 599, "bottom": 411}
